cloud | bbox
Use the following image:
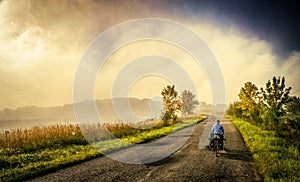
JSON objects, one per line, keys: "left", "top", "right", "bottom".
{"left": 189, "top": 23, "right": 300, "bottom": 101}
{"left": 279, "top": 52, "right": 300, "bottom": 92}
{"left": 0, "top": 0, "right": 299, "bottom": 110}
{"left": 0, "top": 0, "right": 158, "bottom": 109}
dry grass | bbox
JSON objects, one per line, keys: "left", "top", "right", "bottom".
{"left": 0, "top": 121, "right": 163, "bottom": 155}
{"left": 0, "top": 124, "right": 87, "bottom": 155}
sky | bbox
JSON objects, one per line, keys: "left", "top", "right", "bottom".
{"left": 0, "top": 0, "right": 300, "bottom": 110}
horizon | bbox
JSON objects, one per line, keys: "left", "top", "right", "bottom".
{"left": 0, "top": 96, "right": 228, "bottom": 111}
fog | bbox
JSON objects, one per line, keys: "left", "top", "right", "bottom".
{"left": 0, "top": 0, "right": 299, "bottom": 110}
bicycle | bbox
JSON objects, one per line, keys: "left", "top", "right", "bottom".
{"left": 213, "top": 134, "right": 221, "bottom": 157}
{"left": 210, "top": 134, "right": 226, "bottom": 157}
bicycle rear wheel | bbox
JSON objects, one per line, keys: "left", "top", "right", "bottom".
{"left": 214, "top": 141, "right": 219, "bottom": 157}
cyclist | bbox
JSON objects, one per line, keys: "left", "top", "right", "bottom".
{"left": 210, "top": 119, "right": 225, "bottom": 150}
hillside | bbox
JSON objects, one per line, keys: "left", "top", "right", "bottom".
{"left": 0, "top": 98, "right": 163, "bottom": 130}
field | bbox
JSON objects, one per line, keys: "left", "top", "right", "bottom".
{"left": 0, "top": 117, "right": 203, "bottom": 182}
{"left": 229, "top": 116, "right": 300, "bottom": 182}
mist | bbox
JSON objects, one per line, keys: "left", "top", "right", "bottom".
{"left": 0, "top": 0, "right": 299, "bottom": 110}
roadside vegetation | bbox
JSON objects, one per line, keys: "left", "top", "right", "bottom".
{"left": 227, "top": 76, "right": 300, "bottom": 181}
{"left": 229, "top": 116, "right": 300, "bottom": 181}
{"left": 0, "top": 118, "right": 203, "bottom": 182}
{"left": 1, "top": 85, "right": 201, "bottom": 182}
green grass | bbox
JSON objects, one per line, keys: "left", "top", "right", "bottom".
{"left": 1, "top": 145, "right": 100, "bottom": 182}
{"left": 228, "top": 116, "right": 300, "bottom": 182}
{"left": 0, "top": 117, "right": 204, "bottom": 181}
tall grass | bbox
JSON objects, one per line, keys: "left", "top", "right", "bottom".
{"left": 229, "top": 116, "right": 300, "bottom": 182}
{"left": 0, "top": 121, "right": 162, "bottom": 155}
{"left": 0, "top": 125, "right": 87, "bottom": 155}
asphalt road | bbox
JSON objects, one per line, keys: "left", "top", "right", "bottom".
{"left": 29, "top": 119, "right": 262, "bottom": 182}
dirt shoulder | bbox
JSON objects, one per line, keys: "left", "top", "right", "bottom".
{"left": 29, "top": 119, "right": 262, "bottom": 182}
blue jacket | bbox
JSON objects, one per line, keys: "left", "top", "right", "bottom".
{"left": 211, "top": 123, "right": 224, "bottom": 135}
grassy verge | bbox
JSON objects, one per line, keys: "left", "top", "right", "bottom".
{"left": 228, "top": 116, "right": 300, "bottom": 182}
{"left": 1, "top": 117, "right": 204, "bottom": 181}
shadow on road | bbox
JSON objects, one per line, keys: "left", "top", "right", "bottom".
{"left": 221, "top": 148, "right": 254, "bottom": 162}
{"left": 203, "top": 146, "right": 254, "bottom": 162}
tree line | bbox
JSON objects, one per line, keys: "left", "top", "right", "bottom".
{"left": 227, "top": 76, "right": 300, "bottom": 146}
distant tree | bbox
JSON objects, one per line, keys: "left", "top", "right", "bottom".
{"left": 237, "top": 82, "right": 260, "bottom": 122}
{"left": 226, "top": 102, "right": 243, "bottom": 117}
{"left": 161, "top": 85, "right": 182, "bottom": 126}
{"left": 260, "top": 76, "right": 291, "bottom": 127}
{"left": 286, "top": 96, "right": 300, "bottom": 115}
{"left": 181, "top": 89, "right": 199, "bottom": 115}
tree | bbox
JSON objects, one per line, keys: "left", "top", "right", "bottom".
{"left": 226, "top": 102, "right": 242, "bottom": 118}
{"left": 237, "top": 82, "right": 260, "bottom": 122}
{"left": 286, "top": 96, "right": 300, "bottom": 115}
{"left": 260, "top": 76, "right": 291, "bottom": 127}
{"left": 161, "top": 85, "right": 182, "bottom": 126}
{"left": 181, "top": 89, "right": 199, "bottom": 115}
